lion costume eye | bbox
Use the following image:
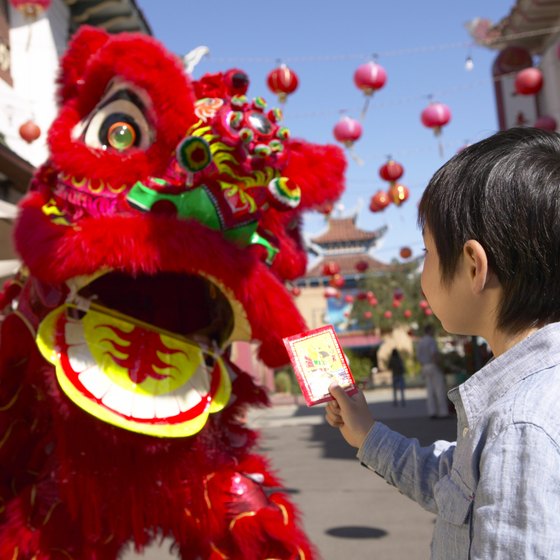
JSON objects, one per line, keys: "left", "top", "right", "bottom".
{"left": 104, "top": 118, "right": 138, "bottom": 151}
{"left": 77, "top": 83, "right": 153, "bottom": 152}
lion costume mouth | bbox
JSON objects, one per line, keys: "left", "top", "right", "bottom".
{"left": 36, "top": 272, "right": 250, "bottom": 437}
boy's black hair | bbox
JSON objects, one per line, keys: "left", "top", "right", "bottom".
{"left": 418, "top": 127, "right": 560, "bottom": 334}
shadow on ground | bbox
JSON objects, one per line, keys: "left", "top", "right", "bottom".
{"left": 304, "top": 398, "right": 458, "bottom": 460}
{"left": 326, "top": 526, "right": 388, "bottom": 539}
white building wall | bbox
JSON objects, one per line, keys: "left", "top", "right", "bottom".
{"left": 538, "top": 35, "right": 560, "bottom": 126}
{"left": 1, "top": 0, "right": 69, "bottom": 168}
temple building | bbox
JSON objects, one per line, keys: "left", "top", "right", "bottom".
{"left": 232, "top": 213, "right": 401, "bottom": 393}
{"left": 292, "top": 214, "right": 393, "bottom": 350}
{"left": 303, "top": 215, "right": 389, "bottom": 287}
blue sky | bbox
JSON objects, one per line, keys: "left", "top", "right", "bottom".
{"left": 136, "top": 0, "right": 516, "bottom": 263}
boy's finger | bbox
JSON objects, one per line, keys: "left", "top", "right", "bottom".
{"left": 325, "top": 410, "right": 343, "bottom": 427}
{"left": 326, "top": 399, "right": 340, "bottom": 413}
{"left": 329, "top": 383, "right": 352, "bottom": 410}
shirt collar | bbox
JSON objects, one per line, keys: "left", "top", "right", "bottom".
{"left": 449, "top": 322, "right": 560, "bottom": 426}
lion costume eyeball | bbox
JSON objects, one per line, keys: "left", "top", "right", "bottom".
{"left": 0, "top": 27, "right": 346, "bottom": 559}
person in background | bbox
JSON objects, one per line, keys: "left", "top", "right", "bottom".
{"left": 388, "top": 348, "right": 406, "bottom": 407}
{"left": 416, "top": 324, "right": 449, "bottom": 419}
{"left": 325, "top": 127, "right": 560, "bottom": 558}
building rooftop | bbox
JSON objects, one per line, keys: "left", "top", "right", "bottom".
{"left": 65, "top": 0, "right": 152, "bottom": 35}
{"left": 309, "top": 215, "right": 386, "bottom": 247}
{"left": 470, "top": 0, "right": 560, "bottom": 54}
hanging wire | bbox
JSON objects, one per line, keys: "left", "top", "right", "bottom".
{"left": 207, "top": 24, "right": 560, "bottom": 65}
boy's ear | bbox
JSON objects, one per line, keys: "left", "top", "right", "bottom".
{"left": 463, "top": 239, "right": 489, "bottom": 294}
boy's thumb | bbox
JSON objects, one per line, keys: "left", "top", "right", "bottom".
{"left": 329, "top": 383, "right": 351, "bottom": 409}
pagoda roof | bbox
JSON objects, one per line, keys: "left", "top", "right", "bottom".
{"left": 310, "top": 216, "right": 384, "bottom": 246}
{"left": 306, "top": 253, "right": 392, "bottom": 278}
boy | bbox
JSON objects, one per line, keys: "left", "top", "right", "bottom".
{"left": 326, "top": 127, "right": 560, "bottom": 559}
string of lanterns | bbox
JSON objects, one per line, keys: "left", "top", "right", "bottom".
{"left": 316, "top": 273, "right": 436, "bottom": 321}
{"left": 212, "top": 23, "right": 560, "bottom": 65}
{"left": 369, "top": 158, "right": 410, "bottom": 213}
{"left": 264, "top": 49, "right": 551, "bottom": 220}
{"left": 326, "top": 58, "right": 452, "bottom": 205}
{"left": 270, "top": 43, "right": 551, "bottom": 303}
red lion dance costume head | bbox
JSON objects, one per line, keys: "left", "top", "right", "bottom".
{"left": 0, "top": 27, "right": 346, "bottom": 559}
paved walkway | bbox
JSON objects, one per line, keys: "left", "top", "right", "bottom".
{"left": 124, "top": 387, "right": 457, "bottom": 559}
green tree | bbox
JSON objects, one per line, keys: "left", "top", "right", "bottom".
{"left": 351, "top": 259, "right": 440, "bottom": 333}
{"left": 344, "top": 349, "right": 373, "bottom": 387}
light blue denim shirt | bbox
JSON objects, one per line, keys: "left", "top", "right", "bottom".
{"left": 357, "top": 322, "right": 560, "bottom": 559}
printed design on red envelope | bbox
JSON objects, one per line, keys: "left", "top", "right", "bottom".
{"left": 0, "top": 27, "right": 346, "bottom": 558}
{"left": 284, "top": 325, "right": 356, "bottom": 406}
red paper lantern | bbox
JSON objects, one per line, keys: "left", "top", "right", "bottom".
{"left": 266, "top": 64, "right": 299, "bottom": 103}
{"left": 354, "top": 61, "right": 387, "bottom": 96}
{"left": 535, "top": 115, "right": 557, "bottom": 131}
{"left": 317, "top": 201, "right": 334, "bottom": 215}
{"left": 355, "top": 260, "right": 369, "bottom": 273}
{"left": 421, "top": 102, "right": 451, "bottom": 136}
{"left": 399, "top": 246, "right": 412, "bottom": 259}
{"left": 10, "top": 0, "right": 51, "bottom": 19}
{"left": 19, "top": 119, "right": 41, "bottom": 143}
{"left": 333, "top": 116, "right": 362, "bottom": 148}
{"left": 514, "top": 67, "right": 543, "bottom": 96}
{"left": 403, "top": 309, "right": 412, "bottom": 319}
{"left": 424, "top": 308, "right": 433, "bottom": 316}
{"left": 392, "top": 299, "right": 401, "bottom": 308}
{"left": 379, "top": 159, "right": 404, "bottom": 183}
{"left": 369, "top": 297, "right": 378, "bottom": 307}
{"left": 419, "top": 299, "right": 429, "bottom": 309}
{"left": 329, "top": 274, "right": 345, "bottom": 288}
{"left": 363, "top": 310, "right": 373, "bottom": 320}
{"left": 369, "top": 190, "right": 391, "bottom": 212}
{"left": 344, "top": 294, "right": 354, "bottom": 304}
{"left": 388, "top": 183, "right": 410, "bottom": 206}
{"left": 383, "top": 310, "right": 393, "bottom": 319}
{"left": 322, "top": 261, "right": 340, "bottom": 276}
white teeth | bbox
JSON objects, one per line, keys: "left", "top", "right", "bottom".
{"left": 175, "top": 388, "right": 203, "bottom": 412}
{"left": 102, "top": 385, "right": 135, "bottom": 417}
{"left": 64, "top": 320, "right": 217, "bottom": 420}
{"left": 68, "top": 344, "right": 95, "bottom": 373}
{"left": 130, "top": 393, "right": 157, "bottom": 419}
{"left": 154, "top": 396, "right": 182, "bottom": 418}
{"left": 79, "top": 366, "right": 112, "bottom": 399}
{"left": 65, "top": 321, "right": 85, "bottom": 345}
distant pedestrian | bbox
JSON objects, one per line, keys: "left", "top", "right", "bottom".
{"left": 387, "top": 348, "right": 406, "bottom": 406}
{"left": 416, "top": 324, "right": 449, "bottom": 419}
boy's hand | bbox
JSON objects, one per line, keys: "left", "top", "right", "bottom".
{"left": 325, "top": 384, "right": 375, "bottom": 449}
